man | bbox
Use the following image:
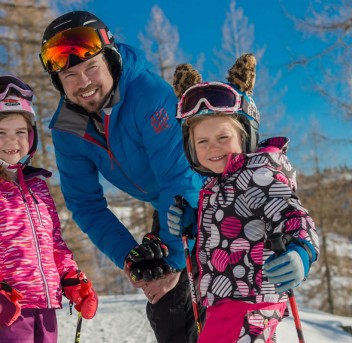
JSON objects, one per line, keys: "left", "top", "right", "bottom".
{"left": 39, "top": 10, "right": 204, "bottom": 343}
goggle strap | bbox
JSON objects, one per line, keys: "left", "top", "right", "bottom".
{"left": 241, "top": 97, "right": 260, "bottom": 122}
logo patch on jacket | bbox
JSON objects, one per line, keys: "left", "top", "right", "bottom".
{"left": 151, "top": 108, "right": 170, "bottom": 134}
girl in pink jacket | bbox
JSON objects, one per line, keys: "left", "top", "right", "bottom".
{"left": 0, "top": 75, "right": 98, "bottom": 343}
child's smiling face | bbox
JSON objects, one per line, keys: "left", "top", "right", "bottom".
{"left": 0, "top": 114, "right": 29, "bottom": 165}
{"left": 193, "top": 116, "right": 243, "bottom": 174}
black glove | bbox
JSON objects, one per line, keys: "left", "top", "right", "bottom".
{"left": 125, "top": 233, "right": 173, "bottom": 282}
{"left": 129, "top": 259, "right": 176, "bottom": 282}
{"left": 127, "top": 233, "right": 169, "bottom": 263}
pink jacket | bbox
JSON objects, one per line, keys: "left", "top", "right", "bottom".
{"left": 0, "top": 167, "right": 78, "bottom": 309}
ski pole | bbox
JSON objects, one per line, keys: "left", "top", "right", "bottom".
{"left": 73, "top": 272, "right": 91, "bottom": 343}
{"left": 267, "top": 233, "right": 305, "bottom": 343}
{"left": 175, "top": 196, "right": 202, "bottom": 336}
{"left": 74, "top": 312, "right": 83, "bottom": 343}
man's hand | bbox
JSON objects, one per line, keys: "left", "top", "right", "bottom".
{"left": 126, "top": 233, "right": 169, "bottom": 265}
{"left": 142, "top": 271, "right": 181, "bottom": 304}
{"left": 126, "top": 258, "right": 175, "bottom": 282}
{"left": 125, "top": 233, "right": 174, "bottom": 282}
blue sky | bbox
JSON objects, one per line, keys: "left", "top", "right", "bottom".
{"left": 76, "top": 0, "right": 352, "bottom": 171}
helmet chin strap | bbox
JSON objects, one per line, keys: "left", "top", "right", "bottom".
{"left": 242, "top": 119, "right": 259, "bottom": 153}
{"left": 0, "top": 154, "right": 32, "bottom": 172}
{"left": 1, "top": 156, "right": 32, "bottom": 192}
{"left": 0, "top": 158, "right": 16, "bottom": 172}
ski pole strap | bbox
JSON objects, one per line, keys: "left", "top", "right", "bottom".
{"left": 174, "top": 195, "right": 192, "bottom": 209}
{"left": 151, "top": 210, "right": 161, "bottom": 235}
{"left": 61, "top": 271, "right": 81, "bottom": 288}
{"left": 174, "top": 195, "right": 197, "bottom": 239}
{"left": 266, "top": 232, "right": 286, "bottom": 255}
{"left": 61, "top": 270, "right": 82, "bottom": 315}
{"left": 267, "top": 233, "right": 313, "bottom": 266}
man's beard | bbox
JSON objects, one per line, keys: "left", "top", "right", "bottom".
{"left": 81, "top": 99, "right": 103, "bottom": 113}
{"left": 78, "top": 90, "right": 112, "bottom": 113}
{"left": 75, "top": 85, "right": 113, "bottom": 113}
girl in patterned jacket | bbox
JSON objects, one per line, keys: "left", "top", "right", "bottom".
{"left": 168, "top": 55, "right": 320, "bottom": 342}
{"left": 0, "top": 74, "right": 98, "bottom": 343}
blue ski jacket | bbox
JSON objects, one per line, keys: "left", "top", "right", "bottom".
{"left": 49, "top": 44, "right": 203, "bottom": 270}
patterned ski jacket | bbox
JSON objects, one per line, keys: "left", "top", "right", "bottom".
{"left": 0, "top": 166, "right": 78, "bottom": 309}
{"left": 49, "top": 43, "right": 203, "bottom": 270}
{"left": 197, "top": 137, "right": 320, "bottom": 307}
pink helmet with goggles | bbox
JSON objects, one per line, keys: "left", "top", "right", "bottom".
{"left": 0, "top": 75, "right": 37, "bottom": 162}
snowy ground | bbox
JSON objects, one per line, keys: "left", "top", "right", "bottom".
{"left": 57, "top": 294, "right": 352, "bottom": 343}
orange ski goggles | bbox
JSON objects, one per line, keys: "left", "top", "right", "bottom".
{"left": 40, "top": 27, "right": 109, "bottom": 74}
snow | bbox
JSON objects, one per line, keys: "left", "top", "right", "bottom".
{"left": 57, "top": 294, "right": 352, "bottom": 343}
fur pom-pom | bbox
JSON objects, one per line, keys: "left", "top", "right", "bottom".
{"left": 227, "top": 53, "right": 256, "bottom": 95}
{"left": 173, "top": 64, "right": 202, "bottom": 98}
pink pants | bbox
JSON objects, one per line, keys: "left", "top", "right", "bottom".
{"left": 198, "top": 300, "right": 287, "bottom": 343}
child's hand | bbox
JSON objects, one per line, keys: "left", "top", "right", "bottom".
{"left": 167, "top": 203, "right": 197, "bottom": 238}
{"left": 61, "top": 270, "right": 98, "bottom": 319}
{"left": 264, "top": 242, "right": 312, "bottom": 293}
{"left": 0, "top": 281, "right": 23, "bottom": 327}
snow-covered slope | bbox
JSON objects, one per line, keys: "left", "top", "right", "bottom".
{"left": 57, "top": 294, "right": 352, "bottom": 343}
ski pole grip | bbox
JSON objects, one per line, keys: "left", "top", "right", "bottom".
{"left": 267, "top": 233, "right": 286, "bottom": 256}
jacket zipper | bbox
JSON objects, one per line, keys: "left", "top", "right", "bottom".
{"left": 104, "top": 115, "right": 147, "bottom": 193}
{"left": 18, "top": 184, "right": 52, "bottom": 308}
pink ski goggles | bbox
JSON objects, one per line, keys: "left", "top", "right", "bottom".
{"left": 0, "top": 75, "right": 33, "bottom": 101}
{"left": 176, "top": 81, "right": 259, "bottom": 123}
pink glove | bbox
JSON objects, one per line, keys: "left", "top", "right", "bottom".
{"left": 61, "top": 270, "right": 98, "bottom": 319}
{"left": 0, "top": 281, "right": 23, "bottom": 327}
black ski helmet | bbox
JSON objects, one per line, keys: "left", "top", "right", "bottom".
{"left": 40, "top": 11, "right": 122, "bottom": 94}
